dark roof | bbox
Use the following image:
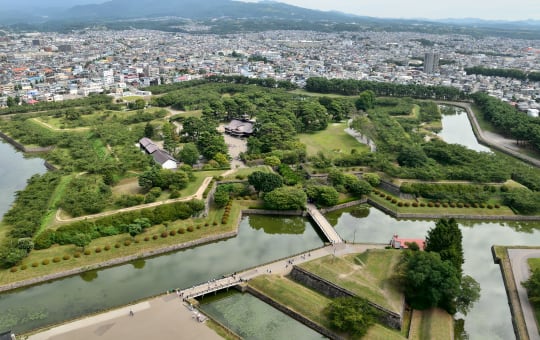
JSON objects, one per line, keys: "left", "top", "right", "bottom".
{"left": 152, "top": 149, "right": 177, "bottom": 165}
{"left": 139, "top": 137, "right": 153, "bottom": 147}
{"left": 0, "top": 331, "right": 14, "bottom": 340}
{"left": 225, "top": 119, "right": 254, "bottom": 135}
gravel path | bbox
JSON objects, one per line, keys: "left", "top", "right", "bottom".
{"left": 508, "top": 248, "right": 540, "bottom": 340}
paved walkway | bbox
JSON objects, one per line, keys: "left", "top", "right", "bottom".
{"left": 27, "top": 294, "right": 222, "bottom": 340}
{"left": 306, "top": 203, "right": 343, "bottom": 244}
{"left": 508, "top": 249, "right": 540, "bottom": 340}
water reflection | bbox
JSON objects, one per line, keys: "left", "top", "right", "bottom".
{"left": 326, "top": 205, "right": 540, "bottom": 340}
{"left": 249, "top": 215, "right": 306, "bottom": 234}
{"left": 437, "top": 109, "right": 491, "bottom": 153}
{"left": 131, "top": 259, "right": 146, "bottom": 269}
{"left": 79, "top": 270, "right": 98, "bottom": 282}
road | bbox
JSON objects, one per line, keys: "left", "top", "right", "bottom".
{"left": 508, "top": 248, "right": 540, "bottom": 340}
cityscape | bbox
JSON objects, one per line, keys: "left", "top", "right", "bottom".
{"left": 0, "top": 1, "right": 540, "bottom": 340}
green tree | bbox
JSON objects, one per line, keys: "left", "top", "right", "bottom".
{"left": 523, "top": 268, "right": 540, "bottom": 303}
{"left": 179, "top": 143, "right": 199, "bottom": 165}
{"left": 355, "top": 90, "right": 376, "bottom": 111}
{"left": 264, "top": 156, "right": 281, "bottom": 168}
{"left": 17, "top": 238, "right": 34, "bottom": 252}
{"left": 306, "top": 185, "right": 339, "bottom": 206}
{"left": 425, "top": 218, "right": 464, "bottom": 276}
{"left": 263, "top": 187, "right": 307, "bottom": 210}
{"left": 326, "top": 297, "right": 378, "bottom": 337}
{"left": 144, "top": 122, "right": 154, "bottom": 138}
{"left": 362, "top": 173, "right": 381, "bottom": 187}
{"left": 3, "top": 248, "right": 27, "bottom": 268}
{"left": 248, "top": 171, "right": 283, "bottom": 193}
{"left": 401, "top": 251, "right": 460, "bottom": 313}
{"left": 456, "top": 275, "right": 481, "bottom": 315}
{"left": 128, "top": 224, "right": 143, "bottom": 239}
{"left": 72, "top": 233, "right": 92, "bottom": 251}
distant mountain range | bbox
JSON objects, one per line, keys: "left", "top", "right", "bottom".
{"left": 0, "top": 0, "right": 539, "bottom": 37}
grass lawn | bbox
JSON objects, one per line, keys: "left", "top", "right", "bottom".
{"left": 222, "top": 165, "right": 272, "bottom": 180}
{"left": 368, "top": 192, "right": 515, "bottom": 216}
{"left": 298, "top": 122, "right": 369, "bottom": 158}
{"left": 179, "top": 170, "right": 225, "bottom": 197}
{"left": 0, "top": 200, "right": 253, "bottom": 286}
{"left": 408, "top": 308, "right": 453, "bottom": 340}
{"left": 299, "top": 250, "right": 404, "bottom": 313}
{"left": 249, "top": 275, "right": 405, "bottom": 340}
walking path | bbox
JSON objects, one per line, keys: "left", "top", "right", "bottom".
{"left": 508, "top": 249, "right": 540, "bottom": 340}
{"left": 27, "top": 243, "right": 384, "bottom": 340}
{"left": 306, "top": 203, "right": 343, "bottom": 244}
{"left": 441, "top": 101, "right": 540, "bottom": 168}
{"left": 55, "top": 176, "right": 213, "bottom": 223}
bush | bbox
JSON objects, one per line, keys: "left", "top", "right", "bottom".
{"left": 63, "top": 255, "right": 71, "bottom": 260}
{"left": 427, "top": 202, "right": 434, "bottom": 207}
{"left": 84, "top": 250, "right": 91, "bottom": 255}
{"left": 435, "top": 202, "right": 441, "bottom": 208}
{"left": 495, "top": 204, "right": 500, "bottom": 208}
{"left": 450, "top": 203, "right": 456, "bottom": 208}
{"left": 473, "top": 203, "right": 479, "bottom": 208}
{"left": 465, "top": 203, "right": 470, "bottom": 208}
{"left": 386, "top": 196, "right": 392, "bottom": 201}
{"left": 404, "top": 202, "right": 410, "bottom": 207}
{"left": 178, "top": 228, "right": 186, "bottom": 234}
{"left": 480, "top": 203, "right": 486, "bottom": 208}
{"left": 487, "top": 204, "right": 493, "bottom": 209}
{"left": 42, "top": 259, "right": 50, "bottom": 265}
{"left": 196, "top": 225, "right": 201, "bottom": 229}
{"left": 420, "top": 202, "right": 426, "bottom": 207}
{"left": 32, "top": 262, "right": 39, "bottom": 267}
{"left": 187, "top": 226, "right": 194, "bottom": 232}
{"left": 169, "top": 230, "right": 176, "bottom": 236}
{"left": 397, "top": 202, "right": 403, "bottom": 207}
{"left": 10, "top": 267, "right": 17, "bottom": 273}
{"left": 442, "top": 203, "right": 449, "bottom": 208}
{"left": 124, "top": 240, "right": 132, "bottom": 246}
{"left": 53, "top": 257, "right": 61, "bottom": 263}
{"left": 21, "top": 264, "right": 27, "bottom": 270}
{"left": 104, "top": 245, "right": 111, "bottom": 251}
{"left": 95, "top": 247, "right": 102, "bottom": 253}
{"left": 161, "top": 232, "right": 168, "bottom": 238}
{"left": 412, "top": 202, "right": 419, "bottom": 207}
{"left": 152, "top": 235, "right": 158, "bottom": 240}
{"left": 115, "top": 243, "right": 121, "bottom": 248}
{"left": 213, "top": 221, "right": 218, "bottom": 226}
{"left": 74, "top": 252, "right": 81, "bottom": 258}
{"left": 204, "top": 222, "right": 209, "bottom": 227}
{"left": 391, "top": 199, "right": 397, "bottom": 204}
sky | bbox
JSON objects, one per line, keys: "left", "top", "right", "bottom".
{"left": 244, "top": 0, "right": 540, "bottom": 21}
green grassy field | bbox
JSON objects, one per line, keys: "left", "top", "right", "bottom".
{"left": 298, "top": 122, "right": 369, "bottom": 158}
{"left": 0, "top": 200, "right": 252, "bottom": 285}
{"left": 299, "top": 250, "right": 403, "bottom": 313}
{"left": 408, "top": 308, "right": 453, "bottom": 340}
{"left": 222, "top": 165, "right": 272, "bottom": 180}
{"left": 249, "top": 275, "right": 405, "bottom": 340}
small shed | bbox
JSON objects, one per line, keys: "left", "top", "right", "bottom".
{"left": 152, "top": 149, "right": 177, "bottom": 170}
{"left": 390, "top": 234, "right": 425, "bottom": 250}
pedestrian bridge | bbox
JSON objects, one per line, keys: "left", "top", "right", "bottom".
{"left": 180, "top": 276, "right": 242, "bottom": 299}
{"left": 306, "top": 204, "right": 343, "bottom": 244}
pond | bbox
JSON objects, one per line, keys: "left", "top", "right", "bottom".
{"left": 327, "top": 205, "right": 540, "bottom": 340}
{"left": 437, "top": 107, "right": 492, "bottom": 153}
{"left": 199, "top": 292, "right": 325, "bottom": 340}
{"left": 0, "top": 141, "right": 46, "bottom": 217}
{"left": 0, "top": 215, "right": 324, "bottom": 333}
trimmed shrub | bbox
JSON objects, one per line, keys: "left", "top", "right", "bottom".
{"left": 386, "top": 196, "right": 392, "bottom": 201}
{"left": 63, "top": 255, "right": 71, "bottom": 260}
{"left": 442, "top": 203, "right": 449, "bottom": 208}
{"left": 204, "top": 223, "right": 209, "bottom": 227}
{"left": 178, "top": 228, "right": 186, "bottom": 234}
{"left": 21, "top": 264, "right": 27, "bottom": 270}
{"left": 32, "top": 262, "right": 39, "bottom": 267}
{"left": 53, "top": 257, "right": 61, "bottom": 263}
{"left": 221, "top": 219, "right": 227, "bottom": 225}
{"left": 213, "top": 221, "right": 218, "bottom": 226}
{"left": 420, "top": 202, "right": 426, "bottom": 207}
{"left": 124, "top": 240, "right": 132, "bottom": 246}
{"left": 435, "top": 202, "right": 441, "bottom": 208}
{"left": 169, "top": 230, "right": 176, "bottom": 236}
{"left": 161, "top": 232, "right": 168, "bottom": 238}
{"left": 115, "top": 243, "right": 121, "bottom": 248}
{"left": 152, "top": 235, "right": 158, "bottom": 240}
{"left": 397, "top": 202, "right": 403, "bottom": 207}
{"left": 404, "top": 202, "right": 410, "bottom": 207}
{"left": 450, "top": 203, "right": 456, "bottom": 208}
{"left": 42, "top": 259, "right": 50, "bottom": 265}
{"left": 187, "top": 226, "right": 194, "bottom": 232}
{"left": 480, "top": 203, "right": 486, "bottom": 208}
{"left": 465, "top": 203, "right": 471, "bottom": 208}
{"left": 144, "top": 236, "right": 150, "bottom": 241}
{"left": 412, "top": 202, "right": 419, "bottom": 207}
{"left": 10, "top": 267, "right": 17, "bottom": 273}
{"left": 104, "top": 245, "right": 111, "bottom": 251}
{"left": 392, "top": 199, "right": 398, "bottom": 204}
{"left": 495, "top": 204, "right": 500, "bottom": 209}
{"left": 473, "top": 203, "right": 479, "bottom": 208}
{"left": 487, "top": 204, "right": 494, "bottom": 209}
{"left": 427, "top": 202, "right": 434, "bottom": 207}
{"left": 95, "top": 247, "right": 102, "bottom": 253}
{"left": 74, "top": 252, "right": 81, "bottom": 258}
{"left": 84, "top": 250, "right": 91, "bottom": 255}
{"left": 196, "top": 225, "right": 201, "bottom": 229}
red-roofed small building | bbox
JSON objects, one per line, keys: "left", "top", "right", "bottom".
{"left": 390, "top": 234, "right": 425, "bottom": 250}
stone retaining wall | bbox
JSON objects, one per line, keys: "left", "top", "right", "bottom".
{"left": 0, "top": 231, "right": 238, "bottom": 293}
{"left": 246, "top": 286, "right": 344, "bottom": 340}
{"left": 319, "top": 199, "right": 367, "bottom": 214}
{"left": 492, "top": 246, "right": 528, "bottom": 340}
{"left": 367, "top": 198, "right": 540, "bottom": 221}
{"left": 0, "top": 131, "right": 54, "bottom": 153}
{"left": 289, "top": 266, "right": 402, "bottom": 330}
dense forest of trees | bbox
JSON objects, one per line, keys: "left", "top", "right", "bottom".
{"left": 305, "top": 77, "right": 468, "bottom": 101}
{"left": 465, "top": 66, "right": 540, "bottom": 81}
